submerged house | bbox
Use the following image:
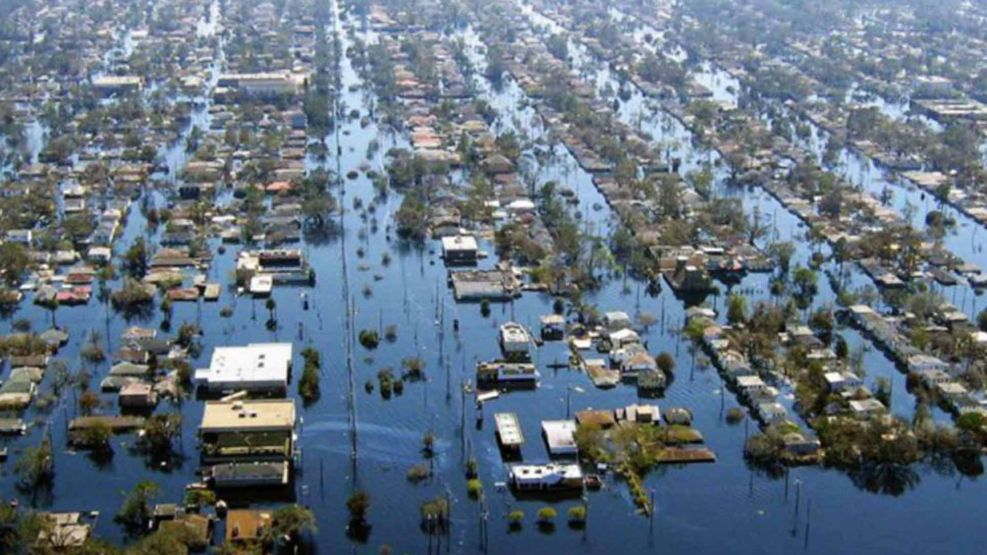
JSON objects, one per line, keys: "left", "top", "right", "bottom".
{"left": 237, "top": 249, "right": 312, "bottom": 285}
{"left": 508, "top": 463, "right": 583, "bottom": 491}
{"left": 199, "top": 399, "right": 297, "bottom": 487}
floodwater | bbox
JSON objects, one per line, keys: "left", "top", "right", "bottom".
{"left": 3, "top": 1, "right": 987, "bottom": 554}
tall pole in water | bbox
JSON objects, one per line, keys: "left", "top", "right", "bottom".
{"left": 649, "top": 488, "right": 655, "bottom": 533}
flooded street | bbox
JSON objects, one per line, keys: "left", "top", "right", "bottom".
{"left": 3, "top": 0, "right": 987, "bottom": 553}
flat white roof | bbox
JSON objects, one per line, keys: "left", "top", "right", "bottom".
{"left": 541, "top": 420, "right": 577, "bottom": 454}
{"left": 495, "top": 412, "right": 524, "bottom": 446}
{"left": 441, "top": 235, "right": 478, "bottom": 252}
{"left": 196, "top": 343, "right": 292, "bottom": 389}
{"left": 737, "top": 375, "right": 766, "bottom": 387}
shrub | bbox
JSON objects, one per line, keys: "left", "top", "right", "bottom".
{"left": 467, "top": 479, "right": 483, "bottom": 500}
{"left": 402, "top": 357, "right": 425, "bottom": 380}
{"left": 359, "top": 329, "right": 380, "bottom": 349}
{"left": 725, "top": 407, "right": 745, "bottom": 424}
{"left": 378, "top": 368, "right": 394, "bottom": 398}
{"left": 184, "top": 489, "right": 216, "bottom": 507}
{"left": 347, "top": 491, "right": 371, "bottom": 522}
{"left": 407, "top": 464, "right": 430, "bottom": 482}
{"left": 299, "top": 347, "right": 321, "bottom": 403}
{"left": 567, "top": 505, "right": 586, "bottom": 523}
{"left": 537, "top": 506, "right": 557, "bottom": 523}
{"left": 420, "top": 497, "right": 449, "bottom": 534}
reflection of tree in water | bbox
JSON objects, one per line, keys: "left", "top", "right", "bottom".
{"left": 87, "top": 447, "right": 115, "bottom": 471}
{"left": 950, "top": 450, "right": 984, "bottom": 478}
{"left": 302, "top": 220, "right": 341, "bottom": 246}
{"left": 119, "top": 302, "right": 154, "bottom": 322}
{"left": 743, "top": 458, "right": 787, "bottom": 480}
{"left": 848, "top": 462, "right": 919, "bottom": 496}
{"left": 0, "top": 301, "right": 19, "bottom": 319}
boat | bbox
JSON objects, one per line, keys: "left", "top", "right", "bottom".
{"left": 508, "top": 463, "right": 584, "bottom": 491}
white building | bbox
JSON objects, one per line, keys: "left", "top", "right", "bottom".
{"left": 195, "top": 343, "right": 293, "bottom": 394}
{"left": 217, "top": 72, "right": 303, "bottom": 96}
{"left": 499, "top": 322, "right": 532, "bottom": 360}
{"left": 509, "top": 463, "right": 583, "bottom": 491}
{"left": 441, "top": 235, "right": 478, "bottom": 264}
{"left": 541, "top": 420, "right": 578, "bottom": 457}
{"left": 603, "top": 311, "right": 632, "bottom": 331}
{"left": 5, "top": 229, "right": 32, "bottom": 244}
{"left": 849, "top": 398, "right": 885, "bottom": 419}
{"left": 92, "top": 75, "right": 144, "bottom": 95}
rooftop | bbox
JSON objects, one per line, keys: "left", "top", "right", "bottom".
{"left": 195, "top": 343, "right": 292, "bottom": 389}
{"left": 494, "top": 412, "right": 524, "bottom": 446}
{"left": 441, "top": 235, "right": 478, "bottom": 252}
{"left": 200, "top": 399, "right": 296, "bottom": 432}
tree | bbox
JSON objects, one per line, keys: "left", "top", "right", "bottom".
{"left": 346, "top": 491, "right": 370, "bottom": 523}
{"left": 769, "top": 242, "right": 795, "bottom": 273}
{"left": 265, "top": 297, "right": 277, "bottom": 330}
{"left": 567, "top": 505, "right": 587, "bottom": 524}
{"left": 0, "top": 242, "right": 29, "bottom": 285}
{"left": 977, "top": 308, "right": 987, "bottom": 332}
{"left": 655, "top": 352, "right": 676, "bottom": 374}
{"left": 299, "top": 347, "right": 321, "bottom": 403}
{"left": 0, "top": 503, "right": 45, "bottom": 554}
{"left": 49, "top": 360, "right": 72, "bottom": 395}
{"left": 573, "top": 422, "right": 606, "bottom": 463}
{"left": 746, "top": 207, "right": 769, "bottom": 245}
{"left": 537, "top": 506, "right": 557, "bottom": 527}
{"left": 123, "top": 238, "right": 149, "bottom": 278}
{"left": 818, "top": 188, "right": 843, "bottom": 219}
{"left": 394, "top": 192, "right": 428, "bottom": 240}
{"left": 358, "top": 329, "right": 380, "bottom": 349}
{"left": 302, "top": 190, "right": 336, "bottom": 228}
{"left": 727, "top": 293, "right": 747, "bottom": 325}
{"left": 15, "top": 440, "right": 54, "bottom": 490}
{"left": 268, "top": 505, "right": 316, "bottom": 547}
{"left": 80, "top": 419, "right": 113, "bottom": 451}
{"left": 808, "top": 308, "right": 834, "bottom": 345}
{"left": 792, "top": 266, "right": 818, "bottom": 301}
{"left": 140, "top": 414, "right": 182, "bottom": 460}
{"left": 79, "top": 390, "right": 100, "bottom": 415}
{"left": 116, "top": 480, "right": 159, "bottom": 535}
{"left": 422, "top": 431, "right": 436, "bottom": 458}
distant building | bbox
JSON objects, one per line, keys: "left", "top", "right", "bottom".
{"left": 5, "top": 229, "right": 32, "bottom": 244}
{"left": 92, "top": 75, "right": 144, "bottom": 96}
{"left": 217, "top": 72, "right": 304, "bottom": 96}
{"left": 848, "top": 398, "right": 886, "bottom": 419}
